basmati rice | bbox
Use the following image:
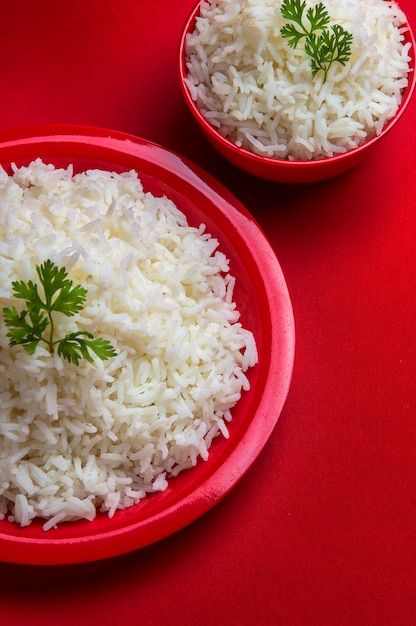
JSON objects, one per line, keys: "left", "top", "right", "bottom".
{"left": 0, "top": 159, "right": 258, "bottom": 529}
{"left": 184, "top": 0, "right": 412, "bottom": 160}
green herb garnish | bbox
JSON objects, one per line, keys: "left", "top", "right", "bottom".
{"left": 3, "top": 259, "right": 117, "bottom": 366}
{"left": 280, "top": 0, "right": 353, "bottom": 83}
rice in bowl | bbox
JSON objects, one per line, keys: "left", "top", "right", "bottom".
{"left": 0, "top": 159, "right": 258, "bottom": 531}
{"left": 184, "top": 0, "right": 413, "bottom": 160}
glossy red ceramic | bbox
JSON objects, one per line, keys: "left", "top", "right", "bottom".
{"left": 179, "top": 1, "right": 416, "bottom": 184}
{"left": 0, "top": 125, "right": 295, "bottom": 565}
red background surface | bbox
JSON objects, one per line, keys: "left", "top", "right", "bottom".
{"left": 0, "top": 1, "right": 415, "bottom": 624}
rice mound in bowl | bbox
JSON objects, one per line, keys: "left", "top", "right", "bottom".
{"left": 0, "top": 160, "right": 258, "bottom": 531}
{"left": 184, "top": 0, "right": 413, "bottom": 160}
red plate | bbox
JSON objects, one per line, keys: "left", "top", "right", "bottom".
{"left": 0, "top": 125, "right": 295, "bottom": 565}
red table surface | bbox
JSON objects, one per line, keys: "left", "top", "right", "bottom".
{"left": 0, "top": 1, "right": 415, "bottom": 624}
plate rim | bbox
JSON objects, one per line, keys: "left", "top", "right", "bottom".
{"left": 0, "top": 124, "right": 295, "bottom": 565}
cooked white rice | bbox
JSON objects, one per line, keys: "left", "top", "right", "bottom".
{"left": 184, "top": 0, "right": 412, "bottom": 160}
{"left": 0, "top": 159, "right": 258, "bottom": 530}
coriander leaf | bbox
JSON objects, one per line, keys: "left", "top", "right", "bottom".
{"left": 83, "top": 337, "right": 118, "bottom": 361}
{"left": 281, "top": 0, "right": 307, "bottom": 25}
{"left": 3, "top": 306, "right": 48, "bottom": 352}
{"left": 2, "top": 259, "right": 117, "bottom": 367}
{"left": 57, "top": 340, "right": 83, "bottom": 365}
{"left": 304, "top": 33, "right": 323, "bottom": 75}
{"left": 326, "top": 24, "right": 353, "bottom": 66}
{"left": 3, "top": 307, "right": 37, "bottom": 345}
{"left": 280, "top": 0, "right": 353, "bottom": 82}
{"left": 36, "top": 259, "right": 87, "bottom": 316}
{"left": 280, "top": 23, "right": 306, "bottom": 49}
{"left": 280, "top": 0, "right": 310, "bottom": 48}
{"left": 51, "top": 282, "right": 87, "bottom": 317}
{"left": 307, "top": 25, "right": 353, "bottom": 81}
{"left": 10, "top": 279, "right": 43, "bottom": 312}
{"left": 306, "top": 3, "right": 330, "bottom": 33}
{"left": 56, "top": 332, "right": 90, "bottom": 366}
{"left": 57, "top": 332, "right": 117, "bottom": 366}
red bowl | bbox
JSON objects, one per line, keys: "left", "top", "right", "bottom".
{"left": 0, "top": 125, "right": 295, "bottom": 565}
{"left": 179, "top": 1, "right": 416, "bottom": 184}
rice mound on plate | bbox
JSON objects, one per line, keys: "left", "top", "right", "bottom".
{"left": 184, "top": 0, "right": 412, "bottom": 160}
{"left": 0, "top": 159, "right": 258, "bottom": 530}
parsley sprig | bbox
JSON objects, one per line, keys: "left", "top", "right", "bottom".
{"left": 280, "top": 0, "right": 353, "bottom": 83}
{"left": 3, "top": 260, "right": 117, "bottom": 366}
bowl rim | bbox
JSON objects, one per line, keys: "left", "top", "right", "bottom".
{"left": 178, "top": 0, "right": 416, "bottom": 169}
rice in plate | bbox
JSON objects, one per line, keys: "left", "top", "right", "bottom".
{"left": 0, "top": 159, "right": 258, "bottom": 531}
{"left": 184, "top": 0, "right": 413, "bottom": 160}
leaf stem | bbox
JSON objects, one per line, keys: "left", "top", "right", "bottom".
{"left": 47, "top": 310, "right": 55, "bottom": 352}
